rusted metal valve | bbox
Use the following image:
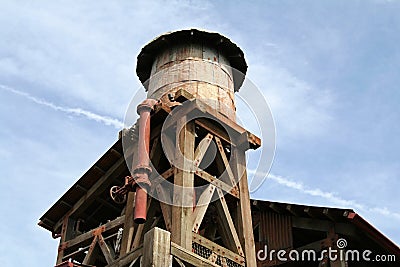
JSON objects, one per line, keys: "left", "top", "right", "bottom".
{"left": 109, "top": 186, "right": 127, "bottom": 204}
{"left": 109, "top": 175, "right": 135, "bottom": 204}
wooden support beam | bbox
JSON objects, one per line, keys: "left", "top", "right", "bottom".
{"left": 232, "top": 147, "right": 257, "bottom": 266}
{"left": 149, "top": 136, "right": 161, "bottom": 167}
{"left": 120, "top": 192, "right": 136, "bottom": 256}
{"left": 292, "top": 217, "right": 358, "bottom": 236}
{"left": 94, "top": 165, "right": 106, "bottom": 175}
{"left": 172, "top": 118, "right": 195, "bottom": 250}
{"left": 56, "top": 215, "right": 71, "bottom": 264}
{"left": 53, "top": 157, "right": 127, "bottom": 232}
{"left": 192, "top": 184, "right": 215, "bottom": 233}
{"left": 150, "top": 167, "right": 175, "bottom": 195}
{"left": 171, "top": 242, "right": 220, "bottom": 267}
{"left": 131, "top": 224, "right": 144, "bottom": 251}
{"left": 214, "top": 136, "right": 237, "bottom": 187}
{"left": 192, "top": 232, "right": 245, "bottom": 265}
{"left": 96, "top": 197, "right": 121, "bottom": 213}
{"left": 286, "top": 204, "right": 303, "bottom": 217}
{"left": 304, "top": 206, "right": 324, "bottom": 219}
{"left": 215, "top": 188, "right": 243, "bottom": 256}
{"left": 194, "top": 133, "right": 213, "bottom": 168}
{"left": 194, "top": 169, "right": 239, "bottom": 199}
{"left": 156, "top": 184, "right": 172, "bottom": 231}
{"left": 59, "top": 216, "right": 125, "bottom": 255}
{"left": 98, "top": 234, "right": 114, "bottom": 264}
{"left": 323, "top": 208, "right": 336, "bottom": 222}
{"left": 82, "top": 236, "right": 98, "bottom": 265}
{"left": 142, "top": 227, "right": 171, "bottom": 267}
{"left": 105, "top": 247, "right": 143, "bottom": 267}
{"left": 195, "top": 119, "right": 232, "bottom": 145}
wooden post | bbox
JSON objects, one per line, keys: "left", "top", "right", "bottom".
{"left": 171, "top": 117, "right": 195, "bottom": 250}
{"left": 120, "top": 191, "right": 136, "bottom": 256}
{"left": 142, "top": 227, "right": 171, "bottom": 267}
{"left": 232, "top": 147, "right": 257, "bottom": 267}
{"left": 56, "top": 215, "right": 74, "bottom": 264}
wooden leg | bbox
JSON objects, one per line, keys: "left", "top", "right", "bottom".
{"left": 172, "top": 118, "right": 195, "bottom": 250}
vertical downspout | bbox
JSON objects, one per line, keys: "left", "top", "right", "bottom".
{"left": 133, "top": 99, "right": 158, "bottom": 224}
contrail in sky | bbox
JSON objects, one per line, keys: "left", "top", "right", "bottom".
{"left": 249, "top": 170, "right": 400, "bottom": 221}
{"left": 0, "top": 84, "right": 124, "bottom": 129}
{"left": 3, "top": 84, "right": 399, "bottom": 221}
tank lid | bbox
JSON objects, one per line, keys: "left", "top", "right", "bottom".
{"left": 136, "top": 29, "right": 248, "bottom": 92}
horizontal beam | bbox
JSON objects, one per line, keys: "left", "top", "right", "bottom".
{"left": 106, "top": 247, "right": 143, "bottom": 267}
{"left": 60, "top": 215, "right": 125, "bottom": 253}
{"left": 171, "top": 242, "right": 220, "bottom": 267}
{"left": 292, "top": 217, "right": 357, "bottom": 236}
{"left": 192, "top": 232, "right": 245, "bottom": 266}
{"left": 54, "top": 157, "right": 127, "bottom": 232}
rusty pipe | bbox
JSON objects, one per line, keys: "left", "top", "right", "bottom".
{"left": 132, "top": 99, "right": 158, "bottom": 224}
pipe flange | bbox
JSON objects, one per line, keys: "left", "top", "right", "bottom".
{"left": 133, "top": 173, "right": 152, "bottom": 188}
{"left": 132, "top": 165, "right": 152, "bottom": 175}
{"left": 137, "top": 99, "right": 159, "bottom": 114}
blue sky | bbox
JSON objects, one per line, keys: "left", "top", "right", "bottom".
{"left": 0, "top": 1, "right": 399, "bottom": 265}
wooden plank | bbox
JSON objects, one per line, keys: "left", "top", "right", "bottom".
{"left": 56, "top": 215, "right": 70, "bottom": 264}
{"left": 82, "top": 236, "right": 98, "bottom": 265}
{"left": 131, "top": 224, "right": 144, "bottom": 251}
{"left": 193, "top": 98, "right": 261, "bottom": 149}
{"left": 192, "top": 184, "right": 215, "bottom": 233}
{"left": 192, "top": 232, "right": 245, "bottom": 265}
{"left": 194, "top": 169, "right": 239, "bottom": 199}
{"left": 171, "top": 242, "right": 220, "bottom": 267}
{"left": 119, "top": 192, "right": 136, "bottom": 256}
{"left": 292, "top": 217, "right": 357, "bottom": 236}
{"left": 172, "top": 118, "right": 195, "bottom": 250}
{"left": 142, "top": 227, "right": 171, "bottom": 267}
{"left": 232, "top": 148, "right": 257, "bottom": 266}
{"left": 194, "top": 133, "right": 213, "bottom": 167}
{"left": 170, "top": 90, "right": 261, "bottom": 148}
{"left": 162, "top": 100, "right": 197, "bottom": 130}
{"left": 156, "top": 184, "right": 172, "bottom": 231}
{"left": 98, "top": 234, "right": 114, "bottom": 264}
{"left": 59, "top": 215, "right": 125, "bottom": 252}
{"left": 195, "top": 119, "right": 232, "bottom": 145}
{"left": 149, "top": 136, "right": 161, "bottom": 167}
{"left": 150, "top": 167, "right": 175, "bottom": 194}
{"left": 105, "top": 247, "right": 143, "bottom": 267}
{"left": 214, "top": 188, "right": 243, "bottom": 256}
{"left": 53, "top": 157, "right": 127, "bottom": 231}
{"left": 214, "top": 136, "right": 237, "bottom": 187}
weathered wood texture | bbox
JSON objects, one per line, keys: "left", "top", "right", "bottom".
{"left": 171, "top": 117, "right": 195, "bottom": 250}
{"left": 142, "top": 227, "right": 171, "bottom": 267}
